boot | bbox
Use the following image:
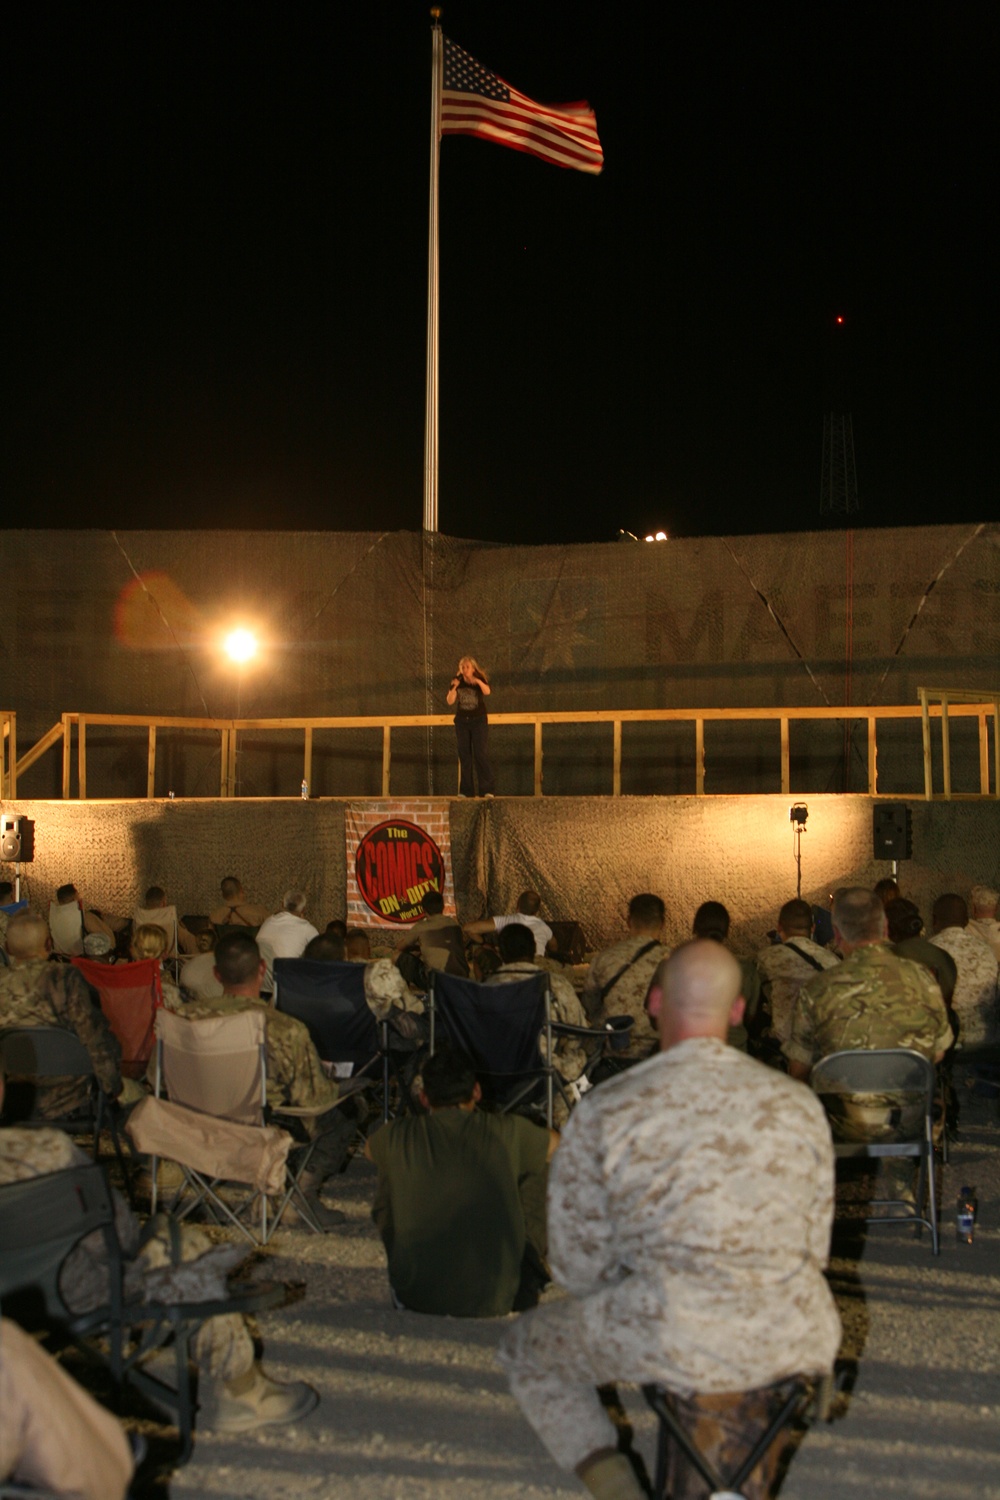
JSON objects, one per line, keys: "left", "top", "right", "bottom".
{"left": 282, "top": 1166, "right": 346, "bottom": 1230}
{"left": 201, "top": 1364, "right": 319, "bottom": 1433}
{"left": 575, "top": 1450, "right": 646, "bottom": 1500}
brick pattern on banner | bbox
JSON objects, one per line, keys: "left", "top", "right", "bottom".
{"left": 345, "top": 800, "right": 454, "bottom": 929}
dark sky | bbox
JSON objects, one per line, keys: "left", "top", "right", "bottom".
{"left": 7, "top": 2, "right": 995, "bottom": 545}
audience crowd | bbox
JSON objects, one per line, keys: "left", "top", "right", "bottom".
{"left": 0, "top": 866, "right": 998, "bottom": 1498}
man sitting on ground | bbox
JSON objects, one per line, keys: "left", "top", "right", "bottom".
{"left": 786, "top": 888, "right": 952, "bottom": 1140}
{"left": 0, "top": 910, "right": 123, "bottom": 1118}
{"left": 497, "top": 940, "right": 840, "bottom": 1500}
{"left": 0, "top": 1070, "right": 318, "bottom": 1434}
{"left": 968, "top": 885, "right": 1000, "bottom": 962}
{"left": 182, "top": 932, "right": 354, "bottom": 1227}
{"left": 580, "top": 893, "right": 668, "bottom": 1061}
{"left": 485, "top": 922, "right": 591, "bottom": 1112}
{"left": 464, "top": 889, "right": 556, "bottom": 957}
{"left": 928, "top": 893, "right": 999, "bottom": 1048}
{"left": 210, "top": 876, "right": 270, "bottom": 934}
{"left": 365, "top": 1048, "right": 557, "bottom": 1317}
{"left": 755, "top": 898, "right": 839, "bottom": 1049}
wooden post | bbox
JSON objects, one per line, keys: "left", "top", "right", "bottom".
{"left": 612, "top": 719, "right": 622, "bottom": 796}
{"left": 381, "top": 725, "right": 391, "bottom": 797}
{"left": 533, "top": 721, "right": 543, "bottom": 797}
{"left": 146, "top": 725, "right": 157, "bottom": 798}
{"left": 304, "top": 726, "right": 313, "bottom": 795}
{"left": 78, "top": 718, "right": 87, "bottom": 800}
{"left": 3, "top": 714, "right": 15, "bottom": 799}
{"left": 780, "top": 717, "right": 790, "bottom": 796}
{"left": 219, "top": 730, "right": 229, "bottom": 797}
{"left": 695, "top": 718, "right": 705, "bottom": 795}
{"left": 994, "top": 700, "right": 1000, "bottom": 800}
{"left": 228, "top": 728, "right": 238, "bottom": 797}
{"left": 979, "top": 712, "right": 990, "bottom": 796}
{"left": 919, "top": 689, "right": 932, "bottom": 799}
{"left": 61, "top": 711, "right": 71, "bottom": 798}
{"left": 941, "top": 694, "right": 951, "bottom": 800}
{"left": 867, "top": 715, "right": 877, "bottom": 794}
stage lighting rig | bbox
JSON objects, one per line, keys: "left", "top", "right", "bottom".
{"left": 789, "top": 803, "right": 808, "bottom": 897}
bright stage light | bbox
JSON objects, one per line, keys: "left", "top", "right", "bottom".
{"left": 223, "top": 628, "right": 258, "bottom": 664}
{"left": 644, "top": 531, "right": 669, "bottom": 542}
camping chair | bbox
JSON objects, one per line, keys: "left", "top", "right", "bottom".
{"left": 811, "top": 1047, "right": 940, "bottom": 1255}
{"left": 642, "top": 1375, "right": 835, "bottom": 1500}
{"left": 132, "top": 1007, "right": 347, "bottom": 1244}
{"left": 273, "top": 957, "right": 394, "bottom": 1122}
{"left": 0, "top": 1026, "right": 133, "bottom": 1191}
{"left": 71, "top": 956, "right": 162, "bottom": 1079}
{"left": 429, "top": 970, "right": 562, "bottom": 1127}
{"left": 0, "top": 1162, "right": 283, "bottom": 1464}
{"left": 47, "top": 901, "right": 86, "bottom": 958}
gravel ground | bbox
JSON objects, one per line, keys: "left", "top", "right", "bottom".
{"left": 164, "top": 1072, "right": 1000, "bottom": 1500}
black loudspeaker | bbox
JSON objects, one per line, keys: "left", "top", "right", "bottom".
{"left": 873, "top": 804, "right": 911, "bottom": 861}
{"left": 0, "top": 816, "right": 34, "bottom": 862}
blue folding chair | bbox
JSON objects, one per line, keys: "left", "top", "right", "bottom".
{"left": 273, "top": 958, "right": 392, "bottom": 1121}
{"left": 429, "top": 970, "right": 561, "bottom": 1126}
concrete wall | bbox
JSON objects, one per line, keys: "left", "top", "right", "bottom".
{"left": 4, "top": 794, "right": 997, "bottom": 957}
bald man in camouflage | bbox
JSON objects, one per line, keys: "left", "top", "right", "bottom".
{"left": 498, "top": 940, "right": 840, "bottom": 1500}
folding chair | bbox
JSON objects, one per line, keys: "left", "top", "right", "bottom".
{"left": 138, "top": 1007, "right": 346, "bottom": 1244}
{"left": 642, "top": 1375, "right": 832, "bottom": 1500}
{"left": 273, "top": 957, "right": 393, "bottom": 1122}
{"left": 0, "top": 1026, "right": 133, "bottom": 1190}
{"left": 71, "top": 956, "right": 163, "bottom": 1079}
{"left": 0, "top": 1162, "right": 283, "bottom": 1464}
{"left": 811, "top": 1047, "right": 940, "bottom": 1255}
{"left": 429, "top": 970, "right": 561, "bottom": 1127}
{"left": 133, "top": 904, "right": 182, "bottom": 982}
{"left": 47, "top": 901, "right": 87, "bottom": 958}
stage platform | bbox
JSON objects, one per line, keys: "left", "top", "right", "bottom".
{"left": 3, "top": 793, "right": 997, "bottom": 954}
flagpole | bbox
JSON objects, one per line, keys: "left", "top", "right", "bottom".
{"left": 423, "top": 9, "right": 443, "bottom": 533}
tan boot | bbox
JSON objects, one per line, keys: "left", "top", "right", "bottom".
{"left": 576, "top": 1450, "right": 646, "bottom": 1500}
{"left": 201, "top": 1365, "right": 319, "bottom": 1432}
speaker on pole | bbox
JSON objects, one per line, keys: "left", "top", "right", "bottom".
{"left": 872, "top": 804, "right": 911, "bottom": 861}
{"left": 0, "top": 816, "right": 35, "bottom": 862}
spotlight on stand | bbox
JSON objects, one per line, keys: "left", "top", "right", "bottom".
{"left": 789, "top": 803, "right": 808, "bottom": 898}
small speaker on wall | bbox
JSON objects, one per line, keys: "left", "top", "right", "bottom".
{"left": 872, "top": 803, "right": 911, "bottom": 861}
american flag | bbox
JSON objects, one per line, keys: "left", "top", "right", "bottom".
{"left": 441, "top": 37, "right": 603, "bottom": 175}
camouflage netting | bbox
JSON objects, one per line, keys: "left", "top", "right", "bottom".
{"left": 3, "top": 795, "right": 997, "bottom": 959}
{"left": 1, "top": 523, "right": 997, "bottom": 797}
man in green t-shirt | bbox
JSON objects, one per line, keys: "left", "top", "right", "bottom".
{"left": 365, "top": 1050, "right": 558, "bottom": 1317}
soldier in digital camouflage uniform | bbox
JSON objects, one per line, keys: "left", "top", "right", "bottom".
{"left": 785, "top": 888, "right": 953, "bottom": 1142}
{"left": 755, "top": 898, "right": 840, "bottom": 1047}
{"left": 928, "top": 893, "right": 999, "bottom": 1048}
{"left": 580, "top": 893, "right": 667, "bottom": 1061}
{"left": 485, "top": 923, "right": 592, "bottom": 1123}
{"left": 968, "top": 884, "right": 1000, "bottom": 963}
{"left": 181, "top": 931, "right": 354, "bottom": 1226}
{"left": 0, "top": 910, "right": 123, "bottom": 1117}
{"left": 0, "top": 1106, "right": 317, "bottom": 1433}
{"left": 498, "top": 941, "right": 840, "bottom": 1500}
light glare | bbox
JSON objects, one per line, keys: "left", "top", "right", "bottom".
{"left": 224, "top": 628, "right": 258, "bottom": 664}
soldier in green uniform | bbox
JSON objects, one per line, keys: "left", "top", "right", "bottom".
{"left": 0, "top": 910, "right": 122, "bottom": 1117}
{"left": 181, "top": 930, "right": 354, "bottom": 1226}
{"left": 785, "top": 887, "right": 952, "bottom": 1140}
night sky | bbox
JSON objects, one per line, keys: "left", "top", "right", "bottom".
{"left": 7, "top": 2, "right": 995, "bottom": 545}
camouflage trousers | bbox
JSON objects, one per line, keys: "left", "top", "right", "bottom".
{"left": 498, "top": 1295, "right": 796, "bottom": 1490}
{"left": 136, "top": 1221, "right": 254, "bottom": 1381}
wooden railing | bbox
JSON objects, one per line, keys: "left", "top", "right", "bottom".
{"left": 1, "top": 693, "right": 997, "bottom": 800}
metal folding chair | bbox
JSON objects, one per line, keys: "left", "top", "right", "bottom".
{"left": 811, "top": 1047, "right": 940, "bottom": 1255}
{"left": 0, "top": 1162, "right": 282, "bottom": 1464}
{"left": 429, "top": 970, "right": 561, "bottom": 1126}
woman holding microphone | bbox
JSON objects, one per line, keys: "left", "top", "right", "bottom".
{"left": 446, "top": 656, "right": 495, "bottom": 797}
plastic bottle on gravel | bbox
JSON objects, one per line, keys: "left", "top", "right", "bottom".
{"left": 956, "top": 1185, "right": 977, "bottom": 1243}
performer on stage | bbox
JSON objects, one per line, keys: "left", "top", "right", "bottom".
{"left": 447, "top": 656, "right": 495, "bottom": 798}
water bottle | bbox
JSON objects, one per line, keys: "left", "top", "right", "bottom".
{"left": 956, "top": 1185, "right": 976, "bottom": 1244}
{"left": 300, "top": 779, "right": 309, "bottom": 800}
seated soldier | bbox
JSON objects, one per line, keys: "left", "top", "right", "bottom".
{"left": 754, "top": 898, "right": 840, "bottom": 1049}
{"left": 0, "top": 910, "right": 124, "bottom": 1119}
{"left": 182, "top": 931, "right": 354, "bottom": 1228}
{"left": 692, "top": 900, "right": 762, "bottom": 1052}
{"left": 210, "top": 876, "right": 270, "bottom": 935}
{"left": 344, "top": 927, "right": 371, "bottom": 960}
{"left": 47, "top": 884, "right": 115, "bottom": 959}
{"left": 485, "top": 922, "right": 591, "bottom": 1114}
{"left": 365, "top": 1048, "right": 557, "bottom": 1317}
{"left": 134, "top": 886, "right": 198, "bottom": 957}
{"left": 131, "top": 922, "right": 184, "bottom": 1010}
{"left": 397, "top": 890, "right": 469, "bottom": 984}
{"left": 0, "top": 1070, "right": 318, "bottom": 1434}
{"left": 497, "top": 941, "right": 840, "bottom": 1500}
{"left": 928, "top": 893, "right": 999, "bottom": 1049}
{"left": 580, "top": 892, "right": 668, "bottom": 1061}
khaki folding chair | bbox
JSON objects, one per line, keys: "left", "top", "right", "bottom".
{"left": 134, "top": 1008, "right": 347, "bottom": 1244}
